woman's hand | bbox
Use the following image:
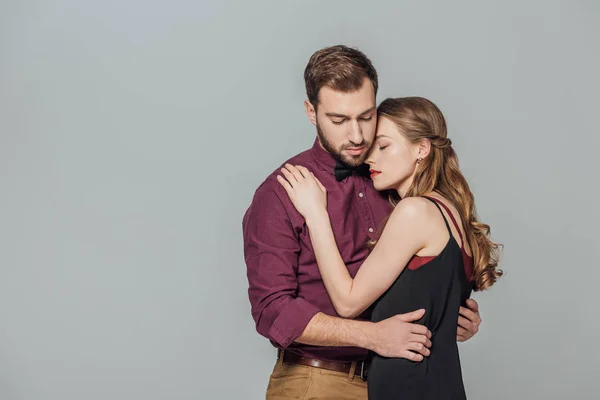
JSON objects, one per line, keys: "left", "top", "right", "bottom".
{"left": 277, "top": 164, "right": 327, "bottom": 222}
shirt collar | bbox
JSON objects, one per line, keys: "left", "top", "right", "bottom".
{"left": 310, "top": 137, "right": 337, "bottom": 175}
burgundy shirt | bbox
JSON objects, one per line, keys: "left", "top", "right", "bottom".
{"left": 243, "top": 139, "right": 392, "bottom": 362}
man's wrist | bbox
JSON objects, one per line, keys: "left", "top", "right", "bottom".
{"left": 351, "top": 319, "right": 377, "bottom": 352}
{"left": 296, "top": 312, "right": 378, "bottom": 351}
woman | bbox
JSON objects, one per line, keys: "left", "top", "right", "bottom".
{"left": 276, "top": 97, "right": 502, "bottom": 399}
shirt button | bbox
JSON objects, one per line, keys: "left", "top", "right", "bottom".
{"left": 359, "top": 192, "right": 364, "bottom": 198}
{"left": 368, "top": 228, "right": 374, "bottom": 233}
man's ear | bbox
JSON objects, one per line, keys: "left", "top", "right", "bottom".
{"left": 304, "top": 100, "right": 317, "bottom": 126}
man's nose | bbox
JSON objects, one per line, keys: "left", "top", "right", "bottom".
{"left": 348, "top": 120, "right": 363, "bottom": 145}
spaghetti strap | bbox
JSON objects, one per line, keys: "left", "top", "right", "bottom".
{"left": 423, "top": 196, "right": 465, "bottom": 245}
{"left": 422, "top": 196, "right": 452, "bottom": 236}
{"left": 369, "top": 197, "right": 474, "bottom": 399}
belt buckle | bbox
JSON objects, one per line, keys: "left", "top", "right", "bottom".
{"left": 360, "top": 361, "right": 367, "bottom": 381}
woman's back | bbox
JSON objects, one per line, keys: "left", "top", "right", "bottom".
{"left": 368, "top": 196, "right": 473, "bottom": 400}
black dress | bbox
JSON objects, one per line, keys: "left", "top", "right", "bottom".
{"left": 368, "top": 196, "right": 474, "bottom": 399}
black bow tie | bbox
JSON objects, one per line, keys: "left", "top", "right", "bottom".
{"left": 334, "top": 161, "right": 370, "bottom": 182}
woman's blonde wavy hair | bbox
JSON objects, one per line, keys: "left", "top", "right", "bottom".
{"left": 376, "top": 97, "right": 502, "bottom": 291}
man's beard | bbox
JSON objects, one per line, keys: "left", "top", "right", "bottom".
{"left": 316, "top": 121, "right": 370, "bottom": 167}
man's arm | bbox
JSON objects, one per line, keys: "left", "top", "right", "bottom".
{"left": 297, "top": 311, "right": 432, "bottom": 361}
{"left": 243, "top": 179, "right": 431, "bottom": 359}
{"left": 243, "top": 180, "right": 319, "bottom": 348}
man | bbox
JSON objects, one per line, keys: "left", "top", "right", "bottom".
{"left": 243, "top": 45, "right": 482, "bottom": 399}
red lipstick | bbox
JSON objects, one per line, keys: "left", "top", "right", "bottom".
{"left": 369, "top": 169, "right": 381, "bottom": 179}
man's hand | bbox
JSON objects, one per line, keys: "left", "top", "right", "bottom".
{"left": 457, "top": 298, "right": 481, "bottom": 342}
{"left": 370, "top": 309, "right": 432, "bottom": 361}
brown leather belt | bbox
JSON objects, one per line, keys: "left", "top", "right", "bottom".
{"left": 278, "top": 349, "right": 368, "bottom": 380}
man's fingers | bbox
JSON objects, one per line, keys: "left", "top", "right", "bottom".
{"left": 457, "top": 316, "right": 471, "bottom": 329}
{"left": 410, "top": 334, "right": 432, "bottom": 348}
{"left": 402, "top": 351, "right": 424, "bottom": 362}
{"left": 397, "top": 309, "right": 425, "bottom": 322}
{"left": 459, "top": 306, "right": 479, "bottom": 322}
{"left": 458, "top": 306, "right": 475, "bottom": 319}
{"left": 457, "top": 326, "right": 469, "bottom": 337}
{"left": 458, "top": 316, "right": 478, "bottom": 334}
{"left": 457, "top": 325, "right": 473, "bottom": 342}
{"left": 406, "top": 341, "right": 431, "bottom": 357}
{"left": 409, "top": 324, "right": 432, "bottom": 338}
{"left": 465, "top": 298, "right": 479, "bottom": 312}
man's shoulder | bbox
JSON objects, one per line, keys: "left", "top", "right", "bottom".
{"left": 258, "top": 147, "right": 316, "bottom": 189}
{"left": 244, "top": 149, "right": 312, "bottom": 227}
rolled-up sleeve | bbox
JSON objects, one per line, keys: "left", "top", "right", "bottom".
{"left": 243, "top": 180, "right": 320, "bottom": 348}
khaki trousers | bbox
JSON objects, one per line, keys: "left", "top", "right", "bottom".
{"left": 265, "top": 351, "right": 367, "bottom": 400}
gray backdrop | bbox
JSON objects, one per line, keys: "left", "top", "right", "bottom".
{"left": 1, "top": 1, "right": 598, "bottom": 399}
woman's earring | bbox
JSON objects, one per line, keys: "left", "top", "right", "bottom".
{"left": 417, "top": 157, "right": 423, "bottom": 164}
